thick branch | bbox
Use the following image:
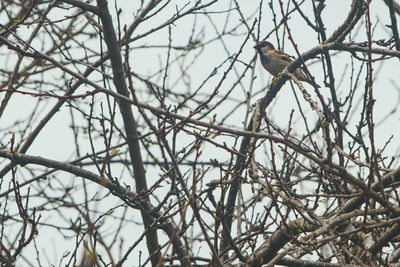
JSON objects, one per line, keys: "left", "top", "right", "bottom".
{"left": 95, "top": 0, "right": 162, "bottom": 265}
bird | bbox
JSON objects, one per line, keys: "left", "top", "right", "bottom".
{"left": 254, "top": 41, "right": 320, "bottom": 87}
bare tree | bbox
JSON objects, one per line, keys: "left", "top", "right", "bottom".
{"left": 1, "top": 0, "right": 400, "bottom": 266}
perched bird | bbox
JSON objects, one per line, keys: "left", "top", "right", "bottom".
{"left": 254, "top": 41, "right": 320, "bottom": 87}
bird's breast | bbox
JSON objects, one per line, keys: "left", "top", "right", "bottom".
{"left": 260, "top": 54, "right": 271, "bottom": 66}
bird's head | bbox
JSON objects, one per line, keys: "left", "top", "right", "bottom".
{"left": 253, "top": 41, "right": 275, "bottom": 53}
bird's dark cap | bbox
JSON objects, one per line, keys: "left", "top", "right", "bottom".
{"left": 253, "top": 41, "right": 274, "bottom": 49}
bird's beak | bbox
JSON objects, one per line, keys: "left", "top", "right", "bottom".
{"left": 253, "top": 44, "right": 259, "bottom": 49}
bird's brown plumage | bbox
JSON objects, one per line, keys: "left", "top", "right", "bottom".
{"left": 254, "top": 41, "right": 320, "bottom": 87}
